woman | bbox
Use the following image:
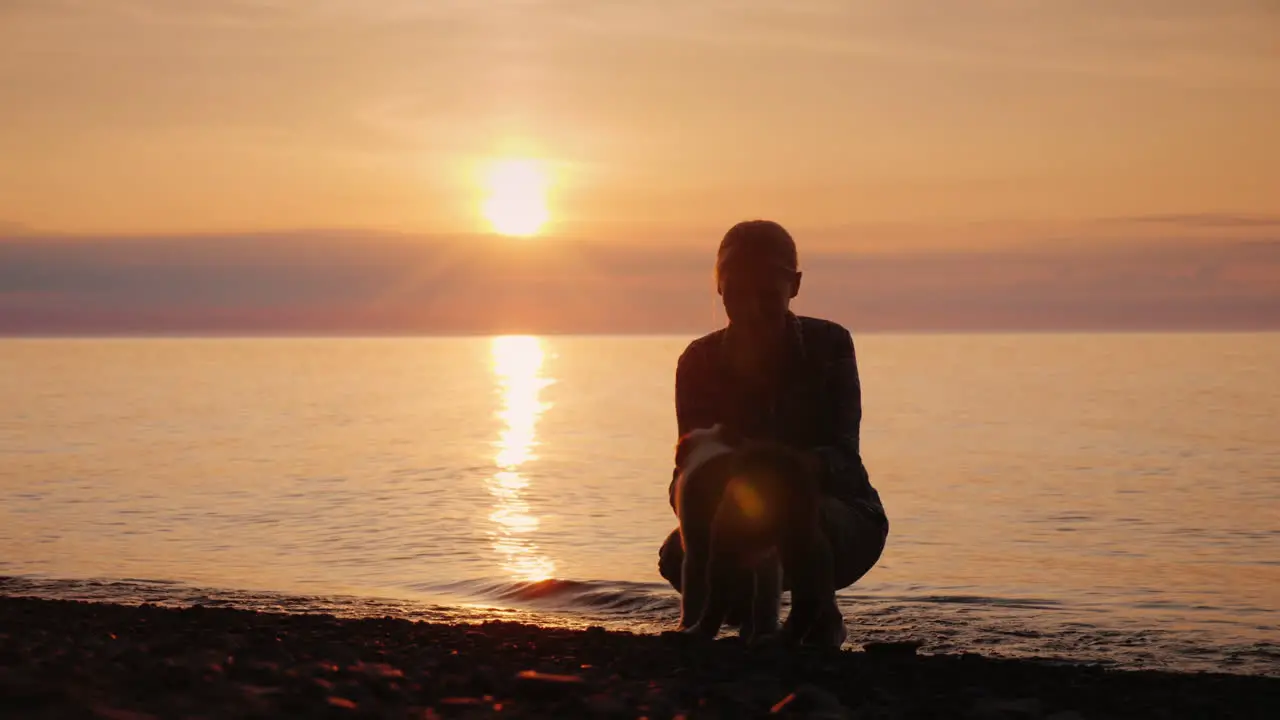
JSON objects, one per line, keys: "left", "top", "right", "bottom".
{"left": 658, "top": 219, "right": 889, "bottom": 647}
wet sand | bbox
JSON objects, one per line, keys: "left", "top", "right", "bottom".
{"left": 2, "top": 596, "right": 1276, "bottom": 719}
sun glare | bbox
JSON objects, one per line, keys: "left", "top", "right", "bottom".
{"left": 486, "top": 335, "right": 557, "bottom": 582}
{"left": 481, "top": 159, "right": 550, "bottom": 237}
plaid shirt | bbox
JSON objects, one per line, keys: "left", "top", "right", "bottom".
{"left": 670, "top": 313, "right": 883, "bottom": 513}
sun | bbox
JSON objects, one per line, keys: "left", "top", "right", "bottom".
{"left": 481, "top": 158, "right": 550, "bottom": 237}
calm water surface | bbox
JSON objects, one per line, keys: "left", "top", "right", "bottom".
{"left": 1, "top": 334, "right": 1277, "bottom": 675}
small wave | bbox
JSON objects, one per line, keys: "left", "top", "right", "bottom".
{"left": 892, "top": 594, "right": 1066, "bottom": 610}
{"left": 417, "top": 577, "right": 679, "bottom": 615}
{"left": 0, "top": 575, "right": 457, "bottom": 620}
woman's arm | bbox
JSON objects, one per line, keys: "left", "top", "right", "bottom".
{"left": 675, "top": 341, "right": 719, "bottom": 437}
{"left": 808, "top": 326, "right": 869, "bottom": 498}
{"left": 670, "top": 340, "right": 719, "bottom": 508}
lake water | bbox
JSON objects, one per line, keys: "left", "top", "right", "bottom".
{"left": 1, "top": 334, "right": 1277, "bottom": 676}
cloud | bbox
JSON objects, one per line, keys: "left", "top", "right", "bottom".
{"left": 12, "top": 1, "right": 1274, "bottom": 92}
{"left": 1110, "top": 213, "right": 1280, "bottom": 229}
{"left": 0, "top": 220, "right": 34, "bottom": 236}
{"left": 2, "top": 230, "right": 1278, "bottom": 334}
{"left": 1, "top": 0, "right": 319, "bottom": 26}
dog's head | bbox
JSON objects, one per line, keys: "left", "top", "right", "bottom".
{"left": 674, "top": 423, "right": 736, "bottom": 479}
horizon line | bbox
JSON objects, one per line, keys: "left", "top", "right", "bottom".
{"left": 3, "top": 327, "right": 1278, "bottom": 340}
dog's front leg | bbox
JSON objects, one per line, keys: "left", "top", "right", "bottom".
{"left": 746, "top": 553, "right": 782, "bottom": 643}
{"left": 678, "top": 524, "right": 712, "bottom": 631}
{"left": 676, "top": 469, "right": 720, "bottom": 632}
{"left": 779, "top": 524, "right": 845, "bottom": 648}
{"left": 686, "top": 551, "right": 731, "bottom": 639}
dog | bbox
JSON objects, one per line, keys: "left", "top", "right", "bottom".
{"left": 672, "top": 423, "right": 822, "bottom": 643}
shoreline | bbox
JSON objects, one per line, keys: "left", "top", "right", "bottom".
{"left": 3, "top": 596, "right": 1277, "bottom": 719}
{"left": 5, "top": 574, "right": 1274, "bottom": 678}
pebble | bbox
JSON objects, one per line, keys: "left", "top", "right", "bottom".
{"left": 513, "top": 669, "right": 589, "bottom": 701}
{"left": 970, "top": 697, "right": 1044, "bottom": 719}
{"left": 863, "top": 641, "right": 923, "bottom": 658}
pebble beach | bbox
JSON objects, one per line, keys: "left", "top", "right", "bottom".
{"left": 3, "top": 596, "right": 1277, "bottom": 719}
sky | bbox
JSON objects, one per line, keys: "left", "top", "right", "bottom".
{"left": 1, "top": 0, "right": 1278, "bottom": 333}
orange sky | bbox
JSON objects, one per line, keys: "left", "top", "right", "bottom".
{"left": 1, "top": 2, "right": 1278, "bottom": 333}
{"left": 1, "top": 1, "right": 1277, "bottom": 244}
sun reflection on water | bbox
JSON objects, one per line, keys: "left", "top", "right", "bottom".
{"left": 487, "top": 336, "right": 557, "bottom": 582}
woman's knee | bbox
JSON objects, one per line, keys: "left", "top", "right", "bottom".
{"left": 657, "top": 527, "right": 684, "bottom": 590}
{"left": 824, "top": 501, "right": 888, "bottom": 590}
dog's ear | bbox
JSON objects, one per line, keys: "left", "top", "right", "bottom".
{"left": 674, "top": 434, "right": 694, "bottom": 469}
{"left": 674, "top": 427, "right": 710, "bottom": 469}
{"left": 674, "top": 424, "right": 727, "bottom": 469}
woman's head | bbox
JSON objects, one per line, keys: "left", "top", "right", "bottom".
{"left": 715, "top": 220, "right": 802, "bottom": 333}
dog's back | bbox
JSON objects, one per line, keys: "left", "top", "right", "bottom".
{"left": 711, "top": 440, "right": 821, "bottom": 560}
{"left": 674, "top": 430, "right": 821, "bottom": 554}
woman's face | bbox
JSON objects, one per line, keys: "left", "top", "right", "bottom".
{"left": 719, "top": 265, "right": 800, "bottom": 334}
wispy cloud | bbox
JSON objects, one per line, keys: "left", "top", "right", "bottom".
{"left": 1110, "top": 213, "right": 1280, "bottom": 229}
{"left": 0, "top": 220, "right": 34, "bottom": 235}
{"left": 3, "top": 0, "right": 326, "bottom": 26}
{"left": 10, "top": 0, "right": 1274, "bottom": 89}
{"left": 547, "top": 0, "right": 1280, "bottom": 90}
